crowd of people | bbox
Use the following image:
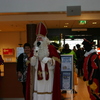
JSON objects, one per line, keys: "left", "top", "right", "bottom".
{"left": 16, "top": 22, "right": 100, "bottom": 100}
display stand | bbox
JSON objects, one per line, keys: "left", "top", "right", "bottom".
{"left": 60, "top": 54, "right": 74, "bottom": 99}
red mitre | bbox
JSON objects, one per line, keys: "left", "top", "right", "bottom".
{"left": 36, "top": 22, "right": 47, "bottom": 37}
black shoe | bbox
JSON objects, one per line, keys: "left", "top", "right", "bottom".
{"left": 62, "top": 90, "right": 67, "bottom": 93}
{"left": 73, "top": 89, "right": 77, "bottom": 94}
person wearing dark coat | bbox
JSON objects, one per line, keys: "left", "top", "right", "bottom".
{"left": 16, "top": 43, "right": 31, "bottom": 99}
{"left": 76, "top": 44, "right": 84, "bottom": 77}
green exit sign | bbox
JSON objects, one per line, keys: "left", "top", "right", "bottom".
{"left": 79, "top": 20, "right": 87, "bottom": 24}
{"left": 69, "top": 35, "right": 74, "bottom": 38}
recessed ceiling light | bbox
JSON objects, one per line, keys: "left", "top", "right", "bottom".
{"left": 65, "top": 23, "right": 69, "bottom": 24}
{"left": 64, "top": 26, "right": 68, "bottom": 27}
{"left": 92, "top": 22, "right": 97, "bottom": 24}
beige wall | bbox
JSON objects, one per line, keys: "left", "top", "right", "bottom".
{"left": 0, "top": 31, "right": 26, "bottom": 62}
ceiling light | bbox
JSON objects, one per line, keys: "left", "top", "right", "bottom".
{"left": 65, "top": 23, "right": 69, "bottom": 24}
{"left": 64, "top": 26, "right": 68, "bottom": 28}
{"left": 92, "top": 22, "right": 97, "bottom": 24}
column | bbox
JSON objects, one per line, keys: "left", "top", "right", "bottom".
{"left": 26, "top": 24, "right": 37, "bottom": 100}
{"left": 26, "top": 24, "right": 37, "bottom": 48}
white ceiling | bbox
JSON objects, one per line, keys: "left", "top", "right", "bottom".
{"left": 0, "top": 12, "right": 100, "bottom": 32}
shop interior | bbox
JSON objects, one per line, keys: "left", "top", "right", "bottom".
{"left": 0, "top": 11, "right": 100, "bottom": 100}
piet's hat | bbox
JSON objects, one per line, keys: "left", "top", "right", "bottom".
{"left": 36, "top": 22, "right": 47, "bottom": 37}
{"left": 82, "top": 38, "right": 95, "bottom": 46}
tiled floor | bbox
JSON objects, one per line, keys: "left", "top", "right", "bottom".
{"left": 61, "top": 77, "right": 90, "bottom": 100}
{"left": 1, "top": 77, "right": 90, "bottom": 100}
{"left": 61, "top": 90, "right": 74, "bottom": 100}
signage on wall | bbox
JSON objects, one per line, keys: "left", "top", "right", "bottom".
{"left": 3, "top": 48, "right": 14, "bottom": 55}
{"left": 16, "top": 47, "right": 24, "bottom": 58}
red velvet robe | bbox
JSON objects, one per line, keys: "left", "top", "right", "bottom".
{"left": 26, "top": 45, "right": 61, "bottom": 100}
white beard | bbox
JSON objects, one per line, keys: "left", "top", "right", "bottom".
{"left": 34, "top": 38, "right": 50, "bottom": 61}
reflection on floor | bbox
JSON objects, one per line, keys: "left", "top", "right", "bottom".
{"left": 61, "top": 77, "right": 91, "bottom": 100}
{"left": 1, "top": 77, "right": 90, "bottom": 100}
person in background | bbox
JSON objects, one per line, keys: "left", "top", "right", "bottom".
{"left": 73, "top": 46, "right": 77, "bottom": 53}
{"left": 0, "top": 55, "right": 4, "bottom": 77}
{"left": 0, "top": 55, "right": 4, "bottom": 65}
{"left": 61, "top": 43, "right": 77, "bottom": 64}
{"left": 16, "top": 43, "right": 31, "bottom": 100}
{"left": 76, "top": 44, "right": 84, "bottom": 77}
{"left": 82, "top": 38, "right": 100, "bottom": 100}
{"left": 61, "top": 43, "right": 77, "bottom": 94}
{"left": 26, "top": 22, "right": 61, "bottom": 100}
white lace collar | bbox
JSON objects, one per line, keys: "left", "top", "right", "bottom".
{"left": 84, "top": 49, "right": 97, "bottom": 57}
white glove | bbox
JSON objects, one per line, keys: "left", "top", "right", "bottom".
{"left": 30, "top": 56, "right": 37, "bottom": 66}
{"left": 42, "top": 57, "right": 52, "bottom": 64}
{"left": 26, "top": 60, "right": 30, "bottom": 66}
{"left": 34, "top": 47, "right": 39, "bottom": 57}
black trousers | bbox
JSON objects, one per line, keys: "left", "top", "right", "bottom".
{"left": 21, "top": 82, "right": 26, "bottom": 99}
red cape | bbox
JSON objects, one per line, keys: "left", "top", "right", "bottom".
{"left": 26, "top": 45, "right": 61, "bottom": 100}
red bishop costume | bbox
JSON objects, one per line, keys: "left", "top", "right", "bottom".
{"left": 26, "top": 22, "right": 61, "bottom": 100}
